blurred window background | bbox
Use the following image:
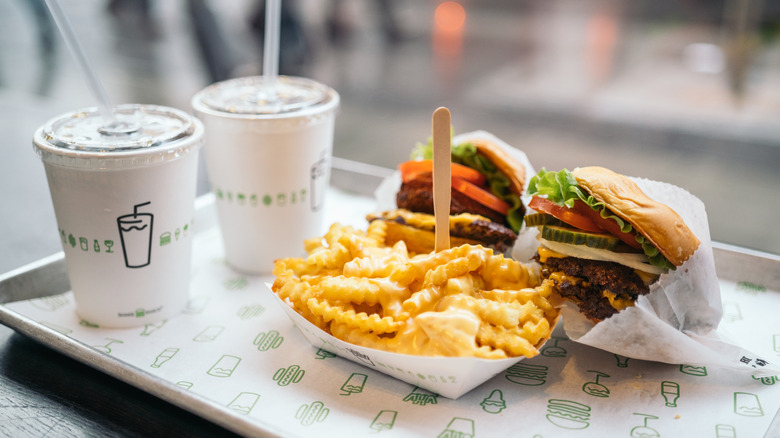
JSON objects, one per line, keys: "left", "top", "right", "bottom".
{"left": 1, "top": 0, "right": 778, "bottom": 272}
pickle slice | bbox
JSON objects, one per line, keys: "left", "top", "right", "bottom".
{"left": 541, "top": 225, "right": 620, "bottom": 250}
{"left": 524, "top": 213, "right": 564, "bottom": 227}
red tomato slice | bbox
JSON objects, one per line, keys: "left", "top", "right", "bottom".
{"left": 528, "top": 196, "right": 603, "bottom": 233}
{"left": 451, "top": 177, "right": 510, "bottom": 215}
{"left": 571, "top": 200, "right": 642, "bottom": 249}
{"left": 399, "top": 160, "right": 486, "bottom": 186}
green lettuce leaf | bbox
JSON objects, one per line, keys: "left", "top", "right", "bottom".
{"left": 527, "top": 168, "right": 675, "bottom": 271}
{"left": 410, "top": 138, "right": 525, "bottom": 233}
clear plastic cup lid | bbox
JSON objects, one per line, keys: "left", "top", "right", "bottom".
{"left": 40, "top": 104, "right": 195, "bottom": 152}
{"left": 193, "top": 76, "right": 333, "bottom": 115}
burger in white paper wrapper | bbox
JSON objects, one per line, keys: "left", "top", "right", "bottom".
{"left": 372, "top": 130, "right": 537, "bottom": 258}
{"left": 523, "top": 166, "right": 778, "bottom": 375}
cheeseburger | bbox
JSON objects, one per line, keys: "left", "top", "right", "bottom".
{"left": 368, "top": 137, "right": 527, "bottom": 254}
{"left": 525, "top": 166, "right": 700, "bottom": 321}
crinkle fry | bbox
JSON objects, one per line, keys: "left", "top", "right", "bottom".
{"left": 319, "top": 276, "right": 383, "bottom": 306}
{"left": 307, "top": 297, "right": 400, "bottom": 334}
{"left": 271, "top": 225, "right": 560, "bottom": 359}
{"left": 477, "top": 323, "right": 543, "bottom": 358}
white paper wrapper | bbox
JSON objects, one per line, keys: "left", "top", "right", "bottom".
{"left": 558, "top": 176, "right": 779, "bottom": 376}
{"left": 373, "top": 130, "right": 540, "bottom": 260}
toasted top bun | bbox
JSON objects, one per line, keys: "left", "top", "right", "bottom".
{"left": 472, "top": 139, "right": 526, "bottom": 195}
{"left": 572, "top": 166, "right": 700, "bottom": 266}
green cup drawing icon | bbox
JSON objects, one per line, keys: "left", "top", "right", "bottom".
{"left": 208, "top": 354, "right": 241, "bottom": 377}
{"left": 370, "top": 410, "right": 397, "bottom": 432}
{"left": 194, "top": 325, "right": 224, "bottom": 342}
{"left": 228, "top": 392, "right": 260, "bottom": 415}
{"left": 733, "top": 392, "right": 763, "bottom": 416}
{"left": 340, "top": 373, "right": 367, "bottom": 396}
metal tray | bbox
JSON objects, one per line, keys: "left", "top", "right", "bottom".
{"left": 1, "top": 159, "right": 779, "bottom": 437}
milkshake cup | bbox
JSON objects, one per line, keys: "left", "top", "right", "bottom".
{"left": 192, "top": 75, "right": 339, "bottom": 275}
{"left": 33, "top": 104, "right": 203, "bottom": 328}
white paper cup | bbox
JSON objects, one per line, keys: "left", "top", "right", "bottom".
{"left": 192, "top": 76, "right": 339, "bottom": 274}
{"left": 33, "top": 104, "right": 203, "bottom": 328}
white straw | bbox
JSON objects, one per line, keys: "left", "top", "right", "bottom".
{"left": 263, "top": 0, "right": 281, "bottom": 82}
{"left": 45, "top": 0, "right": 116, "bottom": 126}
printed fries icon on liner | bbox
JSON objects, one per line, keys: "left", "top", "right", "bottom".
{"left": 271, "top": 221, "right": 560, "bottom": 360}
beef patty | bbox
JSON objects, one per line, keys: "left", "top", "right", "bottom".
{"left": 397, "top": 173, "right": 521, "bottom": 225}
{"left": 535, "top": 254, "right": 651, "bottom": 321}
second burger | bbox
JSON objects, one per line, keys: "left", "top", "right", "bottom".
{"left": 368, "top": 134, "right": 528, "bottom": 254}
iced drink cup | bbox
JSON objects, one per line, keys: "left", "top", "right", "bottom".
{"left": 33, "top": 104, "right": 203, "bottom": 328}
{"left": 192, "top": 76, "right": 339, "bottom": 274}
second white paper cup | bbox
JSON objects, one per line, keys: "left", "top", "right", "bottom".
{"left": 192, "top": 76, "right": 339, "bottom": 274}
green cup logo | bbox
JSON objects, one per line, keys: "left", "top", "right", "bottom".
{"left": 228, "top": 392, "right": 260, "bottom": 415}
{"left": 370, "top": 410, "right": 397, "bottom": 432}
{"left": 340, "top": 373, "right": 367, "bottom": 396}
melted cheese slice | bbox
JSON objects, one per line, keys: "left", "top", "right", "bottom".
{"left": 537, "top": 237, "right": 665, "bottom": 276}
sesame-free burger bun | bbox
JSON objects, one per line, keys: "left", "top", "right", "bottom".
{"left": 571, "top": 166, "right": 700, "bottom": 267}
{"left": 473, "top": 139, "right": 526, "bottom": 196}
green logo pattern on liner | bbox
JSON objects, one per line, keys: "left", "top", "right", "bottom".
{"left": 29, "top": 253, "right": 778, "bottom": 437}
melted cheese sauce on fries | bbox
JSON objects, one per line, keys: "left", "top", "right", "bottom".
{"left": 272, "top": 222, "right": 560, "bottom": 359}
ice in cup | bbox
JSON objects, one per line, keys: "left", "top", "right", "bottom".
{"left": 33, "top": 104, "right": 203, "bottom": 328}
{"left": 192, "top": 76, "right": 339, "bottom": 274}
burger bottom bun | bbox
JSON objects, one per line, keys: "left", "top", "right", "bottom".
{"left": 382, "top": 221, "right": 487, "bottom": 254}
{"left": 367, "top": 209, "right": 517, "bottom": 254}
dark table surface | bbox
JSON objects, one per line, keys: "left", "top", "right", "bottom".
{"left": 0, "top": 325, "right": 242, "bottom": 437}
